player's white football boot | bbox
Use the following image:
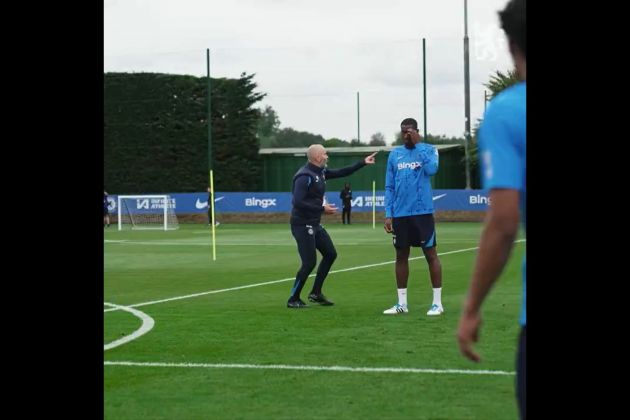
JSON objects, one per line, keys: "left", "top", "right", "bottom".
{"left": 426, "top": 304, "right": 444, "bottom": 316}
{"left": 383, "top": 303, "right": 408, "bottom": 314}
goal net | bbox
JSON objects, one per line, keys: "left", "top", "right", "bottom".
{"left": 117, "top": 195, "right": 179, "bottom": 231}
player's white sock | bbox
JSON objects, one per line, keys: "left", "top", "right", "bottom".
{"left": 432, "top": 287, "right": 442, "bottom": 306}
{"left": 397, "top": 288, "right": 408, "bottom": 306}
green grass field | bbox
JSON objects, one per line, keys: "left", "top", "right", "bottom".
{"left": 105, "top": 222, "right": 525, "bottom": 419}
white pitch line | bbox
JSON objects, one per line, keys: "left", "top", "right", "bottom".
{"left": 105, "top": 240, "right": 480, "bottom": 246}
{"left": 104, "top": 302, "right": 155, "bottom": 350}
{"left": 103, "top": 360, "right": 515, "bottom": 376}
{"left": 103, "top": 240, "right": 525, "bottom": 313}
{"left": 105, "top": 241, "right": 305, "bottom": 246}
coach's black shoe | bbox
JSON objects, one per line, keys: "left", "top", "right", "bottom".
{"left": 287, "top": 298, "right": 308, "bottom": 308}
{"left": 308, "top": 293, "right": 334, "bottom": 306}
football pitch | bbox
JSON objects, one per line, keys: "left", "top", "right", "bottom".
{"left": 105, "top": 222, "right": 525, "bottom": 419}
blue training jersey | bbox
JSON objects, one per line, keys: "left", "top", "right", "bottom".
{"left": 478, "top": 81, "right": 526, "bottom": 326}
{"left": 385, "top": 143, "right": 439, "bottom": 218}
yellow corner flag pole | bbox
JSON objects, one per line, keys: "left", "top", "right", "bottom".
{"left": 210, "top": 170, "right": 216, "bottom": 261}
{"left": 372, "top": 180, "right": 376, "bottom": 229}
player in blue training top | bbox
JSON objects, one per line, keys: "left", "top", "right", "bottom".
{"left": 457, "top": 0, "right": 526, "bottom": 418}
{"left": 383, "top": 117, "right": 444, "bottom": 316}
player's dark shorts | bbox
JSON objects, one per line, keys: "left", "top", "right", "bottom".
{"left": 392, "top": 214, "right": 436, "bottom": 249}
{"left": 104, "top": 207, "right": 109, "bottom": 216}
{"left": 516, "top": 325, "right": 526, "bottom": 419}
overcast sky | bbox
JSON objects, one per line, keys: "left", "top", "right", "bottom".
{"left": 105, "top": 0, "right": 514, "bottom": 143}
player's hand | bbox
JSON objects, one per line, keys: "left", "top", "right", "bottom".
{"left": 364, "top": 152, "right": 378, "bottom": 165}
{"left": 457, "top": 310, "right": 482, "bottom": 362}
{"left": 404, "top": 129, "right": 421, "bottom": 143}
{"left": 384, "top": 217, "right": 393, "bottom": 233}
{"left": 323, "top": 203, "right": 338, "bottom": 214}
